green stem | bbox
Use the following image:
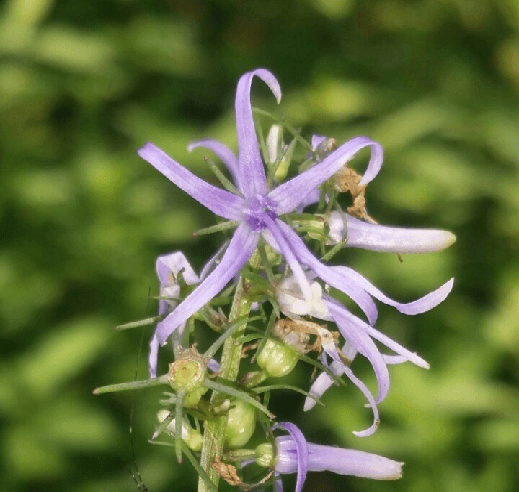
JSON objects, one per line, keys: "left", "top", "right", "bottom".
{"left": 197, "top": 275, "right": 254, "bottom": 492}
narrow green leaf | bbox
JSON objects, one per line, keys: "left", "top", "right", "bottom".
{"left": 253, "top": 384, "right": 324, "bottom": 406}
{"left": 205, "top": 379, "right": 274, "bottom": 419}
{"left": 93, "top": 375, "right": 168, "bottom": 394}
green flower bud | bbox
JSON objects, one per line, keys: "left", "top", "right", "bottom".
{"left": 168, "top": 347, "right": 208, "bottom": 406}
{"left": 225, "top": 400, "right": 256, "bottom": 448}
{"left": 256, "top": 338, "right": 299, "bottom": 378}
{"left": 255, "top": 443, "right": 274, "bottom": 468}
{"left": 183, "top": 385, "right": 209, "bottom": 407}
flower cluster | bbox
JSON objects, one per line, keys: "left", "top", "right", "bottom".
{"left": 96, "top": 69, "right": 455, "bottom": 492}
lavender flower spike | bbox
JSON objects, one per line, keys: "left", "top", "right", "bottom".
{"left": 273, "top": 422, "right": 402, "bottom": 492}
{"left": 139, "top": 69, "right": 385, "bottom": 376}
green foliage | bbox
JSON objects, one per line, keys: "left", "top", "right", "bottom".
{"left": 1, "top": 0, "right": 519, "bottom": 491}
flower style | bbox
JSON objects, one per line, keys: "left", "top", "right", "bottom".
{"left": 139, "top": 68, "right": 389, "bottom": 376}
{"left": 139, "top": 68, "right": 455, "bottom": 379}
{"left": 277, "top": 270, "right": 452, "bottom": 436}
{"left": 271, "top": 422, "right": 402, "bottom": 492}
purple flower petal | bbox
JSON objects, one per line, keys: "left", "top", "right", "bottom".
{"left": 328, "top": 301, "right": 390, "bottom": 405}
{"left": 264, "top": 217, "right": 313, "bottom": 301}
{"left": 235, "top": 69, "right": 281, "bottom": 198}
{"left": 138, "top": 142, "right": 244, "bottom": 220}
{"left": 307, "top": 445, "right": 403, "bottom": 479}
{"left": 156, "top": 252, "right": 200, "bottom": 288}
{"left": 274, "top": 475, "right": 283, "bottom": 492}
{"left": 154, "top": 223, "right": 259, "bottom": 345}
{"left": 275, "top": 220, "right": 379, "bottom": 325}
{"left": 358, "top": 321, "right": 429, "bottom": 369}
{"left": 329, "top": 213, "right": 457, "bottom": 253}
{"left": 148, "top": 333, "right": 160, "bottom": 378}
{"left": 331, "top": 266, "right": 455, "bottom": 315}
{"left": 341, "top": 363, "right": 381, "bottom": 437}
{"left": 273, "top": 422, "right": 308, "bottom": 492}
{"left": 310, "top": 135, "right": 328, "bottom": 150}
{"left": 303, "top": 370, "right": 335, "bottom": 412}
{"left": 304, "top": 344, "right": 357, "bottom": 411}
{"left": 269, "top": 137, "right": 383, "bottom": 215}
{"left": 187, "top": 139, "right": 240, "bottom": 189}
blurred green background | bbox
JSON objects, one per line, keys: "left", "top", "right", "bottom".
{"left": 1, "top": 0, "right": 519, "bottom": 491}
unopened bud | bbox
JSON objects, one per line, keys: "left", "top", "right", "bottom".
{"left": 255, "top": 443, "right": 274, "bottom": 468}
{"left": 225, "top": 400, "right": 257, "bottom": 448}
{"left": 257, "top": 339, "right": 299, "bottom": 378}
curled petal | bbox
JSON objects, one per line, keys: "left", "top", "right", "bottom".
{"left": 341, "top": 363, "right": 380, "bottom": 437}
{"left": 270, "top": 136, "right": 383, "bottom": 215}
{"left": 154, "top": 223, "right": 259, "bottom": 345}
{"left": 332, "top": 266, "right": 454, "bottom": 316}
{"left": 330, "top": 213, "right": 457, "bottom": 253}
{"left": 328, "top": 301, "right": 390, "bottom": 405}
{"left": 138, "top": 143, "right": 244, "bottom": 220}
{"left": 235, "top": 69, "right": 281, "bottom": 198}
{"left": 188, "top": 139, "right": 240, "bottom": 189}
{"left": 359, "top": 322, "right": 429, "bottom": 369}
{"left": 156, "top": 252, "right": 199, "bottom": 317}
{"left": 273, "top": 422, "right": 309, "bottom": 492}
{"left": 275, "top": 220, "right": 378, "bottom": 325}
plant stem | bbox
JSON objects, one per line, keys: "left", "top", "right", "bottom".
{"left": 197, "top": 275, "right": 254, "bottom": 492}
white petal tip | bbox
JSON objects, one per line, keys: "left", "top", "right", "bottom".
{"left": 352, "top": 419, "right": 380, "bottom": 438}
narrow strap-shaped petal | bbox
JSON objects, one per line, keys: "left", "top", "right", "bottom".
{"left": 235, "top": 69, "right": 281, "bottom": 198}
{"left": 273, "top": 422, "right": 308, "bottom": 492}
{"left": 269, "top": 137, "right": 383, "bottom": 215}
{"left": 264, "top": 217, "right": 313, "bottom": 301}
{"left": 304, "top": 343, "right": 358, "bottom": 411}
{"left": 359, "top": 322, "right": 430, "bottom": 369}
{"left": 154, "top": 223, "right": 259, "bottom": 345}
{"left": 275, "top": 220, "right": 378, "bottom": 325}
{"left": 383, "top": 354, "right": 412, "bottom": 365}
{"left": 199, "top": 241, "right": 229, "bottom": 281}
{"left": 187, "top": 139, "right": 240, "bottom": 189}
{"left": 274, "top": 475, "right": 283, "bottom": 492}
{"left": 328, "top": 301, "right": 390, "bottom": 405}
{"left": 156, "top": 252, "right": 200, "bottom": 287}
{"left": 329, "top": 213, "right": 457, "bottom": 253}
{"left": 303, "top": 370, "right": 335, "bottom": 412}
{"left": 138, "top": 142, "right": 244, "bottom": 220}
{"left": 308, "top": 445, "right": 403, "bottom": 479}
{"left": 342, "top": 363, "right": 380, "bottom": 437}
{"left": 332, "top": 266, "right": 454, "bottom": 315}
{"left": 148, "top": 333, "right": 160, "bottom": 378}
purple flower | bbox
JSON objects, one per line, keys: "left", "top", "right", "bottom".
{"left": 150, "top": 252, "right": 201, "bottom": 376}
{"left": 151, "top": 251, "right": 221, "bottom": 376}
{"left": 139, "top": 69, "right": 387, "bottom": 376}
{"left": 277, "top": 270, "right": 452, "bottom": 437}
{"left": 273, "top": 422, "right": 402, "bottom": 492}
